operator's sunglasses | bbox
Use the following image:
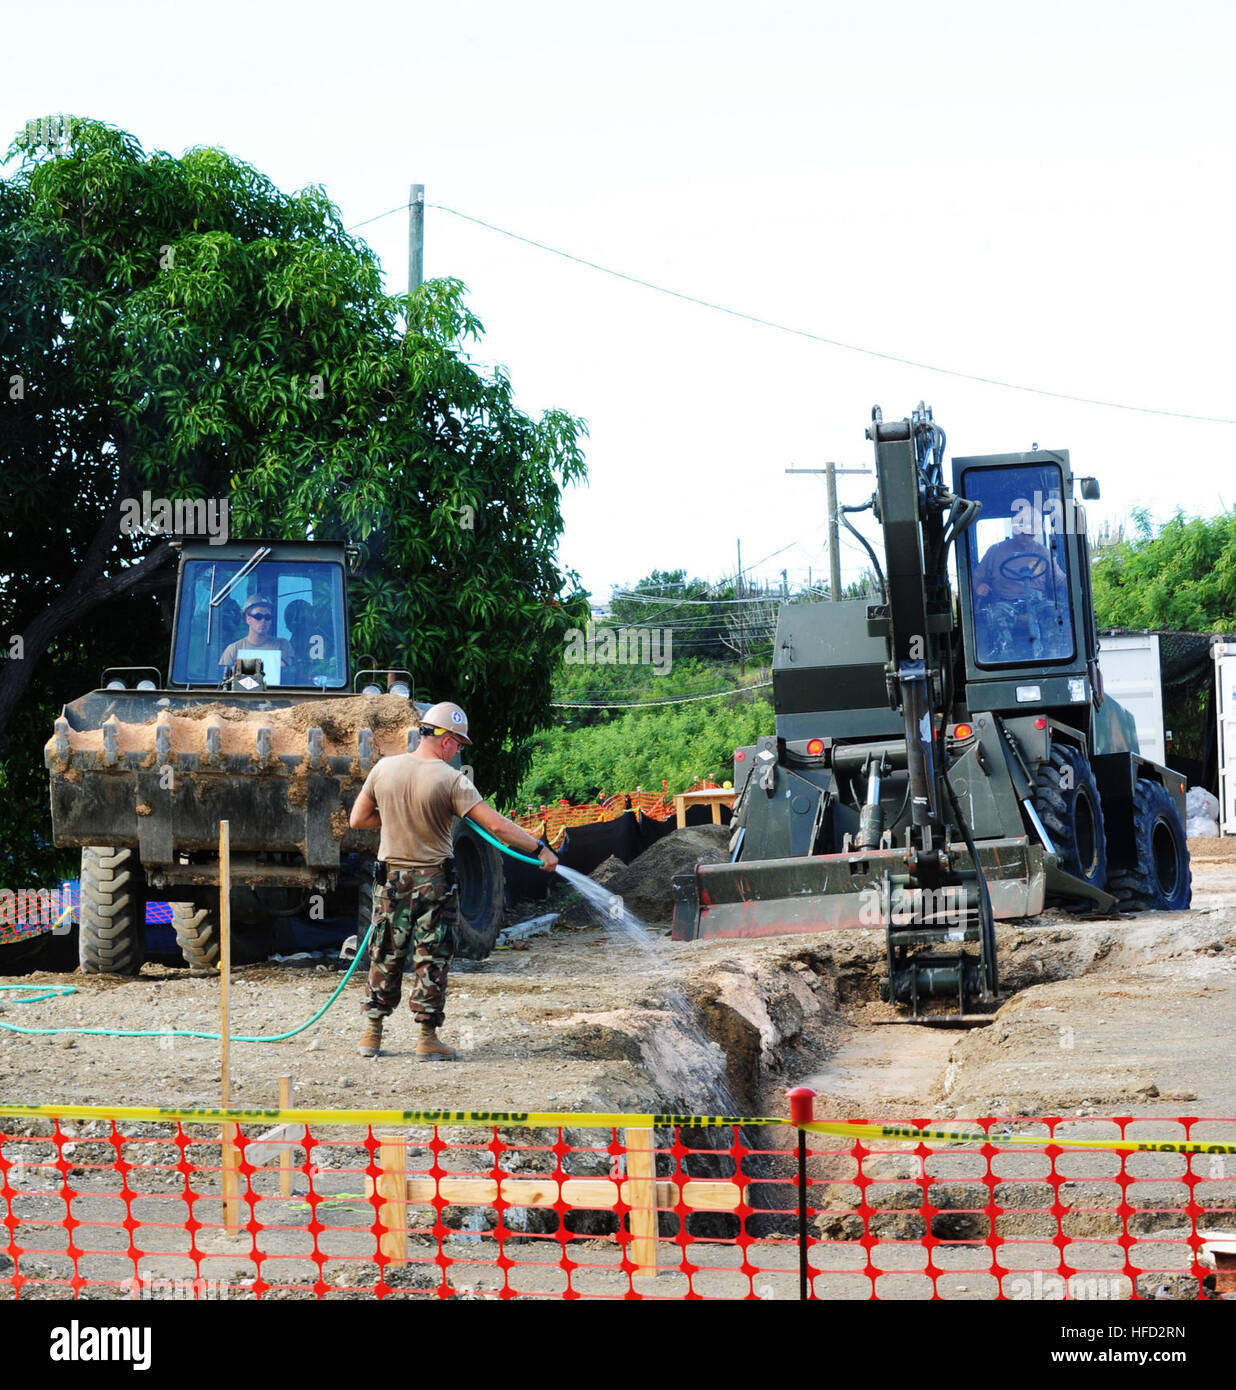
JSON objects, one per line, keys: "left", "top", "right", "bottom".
{"left": 248, "top": 610, "right": 274, "bottom": 622}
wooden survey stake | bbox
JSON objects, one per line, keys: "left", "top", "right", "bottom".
{"left": 219, "top": 820, "right": 240, "bottom": 1233}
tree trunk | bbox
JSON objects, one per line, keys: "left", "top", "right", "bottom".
{"left": 0, "top": 519, "right": 175, "bottom": 741}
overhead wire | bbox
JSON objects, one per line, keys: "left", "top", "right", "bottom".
{"left": 551, "top": 682, "right": 772, "bottom": 710}
{"left": 342, "top": 199, "right": 1236, "bottom": 426}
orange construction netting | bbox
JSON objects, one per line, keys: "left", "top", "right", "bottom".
{"left": 2, "top": 1108, "right": 1233, "bottom": 1301}
{"left": 512, "top": 780, "right": 722, "bottom": 846}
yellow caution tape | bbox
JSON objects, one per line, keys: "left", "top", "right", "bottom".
{"left": 800, "top": 1120, "right": 1236, "bottom": 1156}
{"left": 1, "top": 1102, "right": 1234, "bottom": 1154}
{"left": 0, "top": 1103, "right": 764, "bottom": 1129}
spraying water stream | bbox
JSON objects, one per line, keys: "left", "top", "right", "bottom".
{"left": 551, "top": 864, "right": 741, "bottom": 1114}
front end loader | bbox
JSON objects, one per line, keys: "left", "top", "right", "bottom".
{"left": 45, "top": 540, "right": 504, "bottom": 975}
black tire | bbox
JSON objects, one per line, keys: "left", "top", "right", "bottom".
{"left": 1035, "top": 745, "right": 1107, "bottom": 891}
{"left": 171, "top": 899, "right": 272, "bottom": 974}
{"left": 450, "top": 817, "right": 505, "bottom": 960}
{"left": 1107, "top": 780, "right": 1192, "bottom": 912}
{"left": 172, "top": 901, "right": 218, "bottom": 975}
{"left": 79, "top": 847, "right": 145, "bottom": 976}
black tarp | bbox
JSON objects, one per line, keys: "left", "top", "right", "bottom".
{"left": 557, "top": 810, "right": 645, "bottom": 875}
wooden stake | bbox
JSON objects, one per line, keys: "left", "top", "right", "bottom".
{"left": 625, "top": 1127, "right": 657, "bottom": 1278}
{"left": 218, "top": 820, "right": 239, "bottom": 1234}
{"left": 278, "top": 1075, "right": 293, "bottom": 1199}
{"left": 221, "top": 1121, "right": 240, "bottom": 1236}
{"left": 219, "top": 818, "right": 231, "bottom": 1099}
{"left": 378, "top": 1136, "right": 408, "bottom": 1264}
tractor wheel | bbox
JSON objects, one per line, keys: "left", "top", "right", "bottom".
{"left": 449, "top": 818, "right": 505, "bottom": 960}
{"left": 171, "top": 900, "right": 272, "bottom": 974}
{"left": 171, "top": 902, "right": 218, "bottom": 976}
{"left": 1035, "top": 745, "right": 1107, "bottom": 891}
{"left": 79, "top": 847, "right": 146, "bottom": 976}
{"left": 1107, "top": 780, "right": 1192, "bottom": 912}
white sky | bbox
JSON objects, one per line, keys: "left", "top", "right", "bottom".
{"left": 6, "top": 0, "right": 1234, "bottom": 600}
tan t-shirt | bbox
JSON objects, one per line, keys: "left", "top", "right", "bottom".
{"left": 219, "top": 636, "right": 297, "bottom": 670}
{"left": 360, "top": 754, "right": 484, "bottom": 870}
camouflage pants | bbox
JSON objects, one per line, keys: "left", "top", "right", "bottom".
{"left": 361, "top": 867, "right": 457, "bottom": 1029}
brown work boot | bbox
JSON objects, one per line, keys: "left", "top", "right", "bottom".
{"left": 415, "top": 1026, "right": 457, "bottom": 1063}
{"left": 357, "top": 1018, "right": 383, "bottom": 1058}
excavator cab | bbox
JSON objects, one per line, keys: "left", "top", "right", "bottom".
{"left": 954, "top": 454, "right": 1090, "bottom": 696}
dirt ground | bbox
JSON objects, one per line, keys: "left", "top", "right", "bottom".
{"left": 2, "top": 833, "right": 1235, "bottom": 1121}
{"left": 3, "top": 834, "right": 1235, "bottom": 1300}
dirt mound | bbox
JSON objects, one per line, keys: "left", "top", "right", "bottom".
{"left": 594, "top": 825, "right": 731, "bottom": 925}
{"left": 590, "top": 856, "right": 627, "bottom": 886}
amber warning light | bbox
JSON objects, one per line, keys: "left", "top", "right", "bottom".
{"left": 806, "top": 738, "right": 825, "bottom": 756}
{"left": 951, "top": 724, "right": 973, "bottom": 740}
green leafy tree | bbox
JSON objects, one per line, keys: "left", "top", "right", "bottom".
{"left": 0, "top": 117, "right": 586, "bottom": 878}
{"left": 607, "top": 568, "right": 780, "bottom": 666}
{"left": 510, "top": 691, "right": 774, "bottom": 808}
{"left": 1091, "top": 507, "right": 1236, "bottom": 632}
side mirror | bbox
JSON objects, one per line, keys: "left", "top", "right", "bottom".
{"left": 1079, "top": 477, "right": 1100, "bottom": 500}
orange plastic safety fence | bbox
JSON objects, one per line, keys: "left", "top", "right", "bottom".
{"left": 805, "top": 1115, "right": 1236, "bottom": 1300}
{"left": 3, "top": 1114, "right": 1230, "bottom": 1300}
{"left": 514, "top": 780, "right": 722, "bottom": 845}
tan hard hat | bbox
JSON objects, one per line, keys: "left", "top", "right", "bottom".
{"left": 420, "top": 700, "right": 472, "bottom": 746}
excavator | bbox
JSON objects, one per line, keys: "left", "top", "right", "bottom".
{"left": 672, "top": 405, "right": 1191, "bottom": 1017}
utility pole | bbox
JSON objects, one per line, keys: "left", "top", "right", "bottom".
{"left": 786, "top": 463, "right": 871, "bottom": 600}
{"left": 825, "top": 463, "right": 840, "bottom": 603}
{"left": 736, "top": 538, "right": 744, "bottom": 677}
{"left": 408, "top": 183, "right": 424, "bottom": 294}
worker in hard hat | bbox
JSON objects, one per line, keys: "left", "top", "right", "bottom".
{"left": 349, "top": 701, "right": 558, "bottom": 1061}
{"left": 219, "top": 596, "right": 297, "bottom": 680}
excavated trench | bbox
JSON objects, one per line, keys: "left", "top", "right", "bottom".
{"left": 542, "top": 859, "right": 1236, "bottom": 1258}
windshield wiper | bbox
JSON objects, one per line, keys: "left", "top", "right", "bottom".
{"left": 209, "top": 546, "right": 271, "bottom": 609}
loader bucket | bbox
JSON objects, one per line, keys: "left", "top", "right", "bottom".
{"left": 670, "top": 838, "right": 1045, "bottom": 942}
{"left": 44, "top": 688, "right": 419, "bottom": 875}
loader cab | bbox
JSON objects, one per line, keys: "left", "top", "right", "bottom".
{"left": 953, "top": 452, "right": 1098, "bottom": 720}
{"left": 167, "top": 541, "right": 352, "bottom": 691}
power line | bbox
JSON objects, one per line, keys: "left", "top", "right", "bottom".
{"left": 345, "top": 203, "right": 408, "bottom": 232}
{"left": 552, "top": 681, "right": 772, "bottom": 710}
{"left": 340, "top": 197, "right": 1235, "bottom": 426}
{"left": 607, "top": 590, "right": 774, "bottom": 607}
